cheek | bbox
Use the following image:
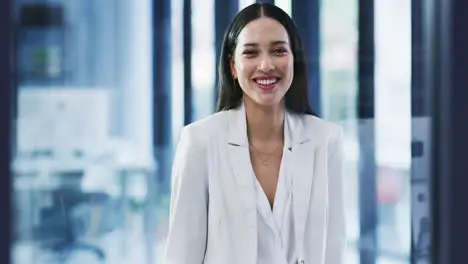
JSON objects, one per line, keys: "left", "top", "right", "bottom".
{"left": 286, "top": 58, "right": 294, "bottom": 73}
{"left": 236, "top": 61, "right": 256, "bottom": 79}
{"left": 280, "top": 60, "right": 294, "bottom": 81}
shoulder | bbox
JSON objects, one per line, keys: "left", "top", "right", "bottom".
{"left": 296, "top": 113, "right": 343, "bottom": 145}
{"left": 296, "top": 114, "right": 344, "bottom": 166}
{"left": 178, "top": 110, "right": 229, "bottom": 147}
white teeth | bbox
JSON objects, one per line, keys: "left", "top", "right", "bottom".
{"left": 256, "top": 79, "right": 276, "bottom": 85}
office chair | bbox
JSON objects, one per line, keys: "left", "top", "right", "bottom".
{"left": 36, "top": 187, "right": 121, "bottom": 262}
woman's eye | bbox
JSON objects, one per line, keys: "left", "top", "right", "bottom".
{"left": 273, "top": 48, "right": 287, "bottom": 55}
{"left": 242, "top": 50, "right": 257, "bottom": 56}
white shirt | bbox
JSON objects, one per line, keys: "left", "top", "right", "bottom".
{"left": 255, "top": 147, "right": 296, "bottom": 264}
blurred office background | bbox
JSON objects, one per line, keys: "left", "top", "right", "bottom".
{"left": 2, "top": 0, "right": 465, "bottom": 263}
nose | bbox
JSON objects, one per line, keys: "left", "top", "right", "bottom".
{"left": 257, "top": 55, "right": 275, "bottom": 72}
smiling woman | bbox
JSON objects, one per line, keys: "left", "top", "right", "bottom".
{"left": 216, "top": 3, "right": 314, "bottom": 115}
{"left": 230, "top": 17, "right": 294, "bottom": 107}
{"left": 164, "top": 3, "right": 347, "bottom": 264}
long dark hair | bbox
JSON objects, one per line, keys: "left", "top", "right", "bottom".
{"left": 215, "top": 3, "right": 316, "bottom": 115}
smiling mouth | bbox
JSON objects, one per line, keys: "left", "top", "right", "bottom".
{"left": 253, "top": 77, "right": 281, "bottom": 91}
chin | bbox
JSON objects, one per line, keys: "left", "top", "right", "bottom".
{"left": 253, "top": 96, "right": 283, "bottom": 107}
{"left": 243, "top": 88, "right": 286, "bottom": 108}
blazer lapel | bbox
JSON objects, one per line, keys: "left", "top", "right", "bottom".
{"left": 226, "top": 104, "right": 257, "bottom": 228}
{"left": 226, "top": 104, "right": 257, "bottom": 264}
{"left": 287, "top": 112, "right": 326, "bottom": 261}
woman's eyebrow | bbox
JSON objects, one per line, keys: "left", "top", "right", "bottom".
{"left": 242, "top": 40, "right": 289, "bottom": 47}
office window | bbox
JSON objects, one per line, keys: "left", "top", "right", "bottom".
{"left": 320, "top": 0, "right": 360, "bottom": 257}
{"left": 171, "top": 0, "right": 185, "bottom": 143}
{"left": 239, "top": 0, "right": 255, "bottom": 10}
{"left": 374, "top": 0, "right": 412, "bottom": 258}
{"left": 12, "top": 1, "right": 159, "bottom": 263}
{"left": 321, "top": 0, "right": 412, "bottom": 262}
{"left": 275, "top": 0, "right": 292, "bottom": 16}
{"left": 191, "top": 0, "right": 216, "bottom": 121}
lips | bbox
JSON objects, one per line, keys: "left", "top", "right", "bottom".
{"left": 253, "top": 76, "right": 281, "bottom": 91}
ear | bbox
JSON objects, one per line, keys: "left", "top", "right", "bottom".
{"left": 229, "top": 56, "right": 237, "bottom": 79}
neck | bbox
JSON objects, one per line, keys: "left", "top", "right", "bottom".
{"left": 244, "top": 99, "right": 285, "bottom": 142}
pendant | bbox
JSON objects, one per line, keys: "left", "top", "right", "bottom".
{"left": 262, "top": 160, "right": 267, "bottom": 166}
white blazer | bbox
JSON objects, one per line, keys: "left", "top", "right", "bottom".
{"left": 164, "top": 103, "right": 346, "bottom": 264}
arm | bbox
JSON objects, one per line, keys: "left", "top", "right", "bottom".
{"left": 325, "top": 128, "right": 347, "bottom": 263}
{"left": 164, "top": 126, "right": 208, "bottom": 264}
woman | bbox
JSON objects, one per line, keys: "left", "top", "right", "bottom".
{"left": 164, "top": 3, "right": 346, "bottom": 264}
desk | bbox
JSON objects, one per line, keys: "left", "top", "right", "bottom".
{"left": 12, "top": 157, "right": 157, "bottom": 258}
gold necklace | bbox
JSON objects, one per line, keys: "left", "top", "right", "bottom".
{"left": 249, "top": 142, "right": 283, "bottom": 166}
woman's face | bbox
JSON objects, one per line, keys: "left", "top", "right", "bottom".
{"left": 230, "top": 17, "right": 294, "bottom": 107}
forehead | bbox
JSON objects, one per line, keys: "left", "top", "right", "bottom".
{"left": 237, "top": 17, "right": 290, "bottom": 45}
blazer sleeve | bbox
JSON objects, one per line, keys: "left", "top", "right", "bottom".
{"left": 325, "top": 127, "right": 347, "bottom": 264}
{"left": 164, "top": 126, "right": 208, "bottom": 264}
